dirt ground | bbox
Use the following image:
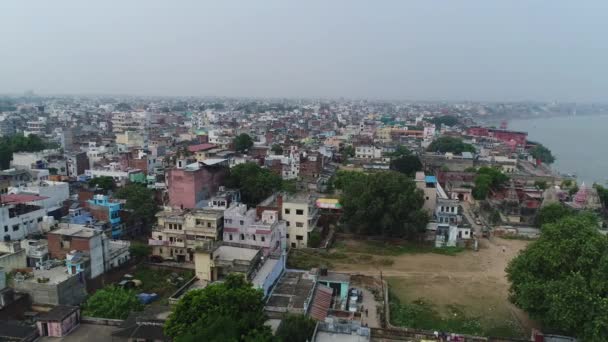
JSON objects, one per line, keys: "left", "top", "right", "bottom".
{"left": 332, "top": 237, "right": 538, "bottom": 336}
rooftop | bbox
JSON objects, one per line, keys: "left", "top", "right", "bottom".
{"left": 266, "top": 271, "right": 315, "bottom": 313}
{"left": 187, "top": 143, "right": 216, "bottom": 152}
{"left": 38, "top": 305, "right": 79, "bottom": 321}
{"left": 48, "top": 225, "right": 101, "bottom": 238}
{"left": 215, "top": 245, "right": 259, "bottom": 262}
{"left": 1, "top": 193, "right": 49, "bottom": 204}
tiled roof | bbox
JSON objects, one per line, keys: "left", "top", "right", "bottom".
{"left": 187, "top": 143, "right": 216, "bottom": 152}
{"left": 1, "top": 194, "right": 49, "bottom": 204}
{"left": 309, "top": 284, "right": 333, "bottom": 321}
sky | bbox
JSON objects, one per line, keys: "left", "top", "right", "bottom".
{"left": 2, "top": 0, "right": 607, "bottom": 101}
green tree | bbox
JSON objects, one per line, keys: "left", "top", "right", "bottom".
{"left": 276, "top": 314, "right": 316, "bottom": 342}
{"left": 129, "top": 241, "right": 152, "bottom": 259}
{"left": 430, "top": 115, "right": 459, "bottom": 127}
{"left": 115, "top": 184, "right": 158, "bottom": 228}
{"left": 390, "top": 155, "right": 423, "bottom": 177}
{"left": 308, "top": 231, "right": 322, "bottom": 248}
{"left": 332, "top": 170, "right": 367, "bottom": 191}
{"left": 340, "top": 171, "right": 429, "bottom": 238}
{"left": 271, "top": 144, "right": 283, "bottom": 155}
{"left": 534, "top": 180, "right": 548, "bottom": 190}
{"left": 0, "top": 134, "right": 53, "bottom": 169}
{"left": 225, "top": 163, "right": 283, "bottom": 206}
{"left": 506, "top": 214, "right": 608, "bottom": 340}
{"left": 387, "top": 145, "right": 412, "bottom": 158}
{"left": 165, "top": 274, "right": 268, "bottom": 341}
{"left": 234, "top": 133, "right": 254, "bottom": 153}
{"left": 535, "top": 203, "right": 574, "bottom": 228}
{"left": 340, "top": 145, "right": 355, "bottom": 163}
{"left": 472, "top": 167, "right": 508, "bottom": 200}
{"left": 88, "top": 176, "right": 115, "bottom": 191}
{"left": 83, "top": 285, "right": 143, "bottom": 319}
{"left": 593, "top": 184, "right": 608, "bottom": 209}
{"left": 529, "top": 143, "right": 555, "bottom": 164}
{"left": 427, "top": 136, "right": 475, "bottom": 154}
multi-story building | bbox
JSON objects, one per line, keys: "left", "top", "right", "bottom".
{"left": 85, "top": 163, "right": 144, "bottom": 184}
{"left": 149, "top": 208, "right": 224, "bottom": 262}
{"left": 87, "top": 195, "right": 123, "bottom": 239}
{"left": 355, "top": 145, "right": 382, "bottom": 159}
{"left": 415, "top": 172, "right": 437, "bottom": 214}
{"left": 111, "top": 112, "right": 147, "bottom": 134}
{"left": 0, "top": 194, "right": 47, "bottom": 241}
{"left": 282, "top": 194, "right": 319, "bottom": 248}
{"left": 166, "top": 160, "right": 229, "bottom": 209}
{"left": 24, "top": 117, "right": 47, "bottom": 137}
{"left": 223, "top": 204, "right": 284, "bottom": 254}
{"left": 65, "top": 151, "right": 89, "bottom": 177}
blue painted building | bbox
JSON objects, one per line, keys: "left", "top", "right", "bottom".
{"left": 87, "top": 194, "right": 123, "bottom": 238}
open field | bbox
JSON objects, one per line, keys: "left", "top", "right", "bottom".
{"left": 301, "top": 237, "right": 537, "bottom": 338}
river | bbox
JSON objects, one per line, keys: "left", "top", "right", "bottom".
{"left": 507, "top": 115, "right": 608, "bottom": 185}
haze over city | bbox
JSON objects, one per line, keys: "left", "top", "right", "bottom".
{"left": 2, "top": 0, "right": 608, "bottom": 101}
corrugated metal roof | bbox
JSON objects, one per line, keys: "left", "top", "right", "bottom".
{"left": 309, "top": 284, "right": 333, "bottom": 321}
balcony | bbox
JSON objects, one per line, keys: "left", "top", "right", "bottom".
{"left": 148, "top": 239, "right": 185, "bottom": 248}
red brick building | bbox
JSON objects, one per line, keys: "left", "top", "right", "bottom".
{"left": 167, "top": 160, "right": 229, "bottom": 209}
{"left": 467, "top": 127, "right": 527, "bottom": 146}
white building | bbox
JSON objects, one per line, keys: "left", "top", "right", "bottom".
{"left": 282, "top": 194, "right": 319, "bottom": 248}
{"left": 0, "top": 195, "right": 47, "bottom": 241}
{"left": 223, "top": 204, "right": 284, "bottom": 254}
{"left": 85, "top": 163, "right": 143, "bottom": 183}
{"left": 9, "top": 180, "right": 69, "bottom": 214}
{"left": 355, "top": 145, "right": 382, "bottom": 159}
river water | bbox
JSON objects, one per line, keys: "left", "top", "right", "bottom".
{"left": 508, "top": 115, "right": 608, "bottom": 185}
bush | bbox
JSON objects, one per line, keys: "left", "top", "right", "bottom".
{"left": 308, "top": 231, "right": 322, "bottom": 248}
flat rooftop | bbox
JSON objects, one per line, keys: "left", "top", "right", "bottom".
{"left": 266, "top": 271, "right": 315, "bottom": 312}
{"left": 48, "top": 226, "right": 100, "bottom": 238}
{"left": 26, "top": 266, "right": 73, "bottom": 285}
{"left": 215, "top": 245, "right": 258, "bottom": 262}
{"left": 314, "top": 331, "right": 370, "bottom": 342}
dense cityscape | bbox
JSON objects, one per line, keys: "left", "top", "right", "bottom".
{"left": 0, "top": 94, "right": 605, "bottom": 341}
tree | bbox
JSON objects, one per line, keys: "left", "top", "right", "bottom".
{"left": 308, "top": 231, "right": 322, "bottom": 248}
{"left": 165, "top": 274, "right": 268, "bottom": 341}
{"left": 0, "top": 134, "right": 53, "bottom": 169}
{"left": 387, "top": 145, "right": 412, "bottom": 158}
{"left": 430, "top": 115, "right": 459, "bottom": 127}
{"left": 340, "top": 171, "right": 429, "bottom": 238}
{"left": 534, "top": 180, "right": 548, "bottom": 190}
{"left": 234, "top": 133, "right": 254, "bottom": 153}
{"left": 506, "top": 214, "right": 608, "bottom": 340}
{"left": 390, "top": 155, "right": 423, "bottom": 177}
{"left": 88, "top": 176, "right": 115, "bottom": 192}
{"left": 115, "top": 184, "right": 158, "bottom": 228}
{"left": 427, "top": 136, "right": 475, "bottom": 154}
{"left": 276, "top": 314, "right": 316, "bottom": 342}
{"left": 129, "top": 241, "right": 152, "bottom": 259}
{"left": 271, "top": 144, "right": 283, "bottom": 155}
{"left": 529, "top": 143, "right": 555, "bottom": 164}
{"left": 535, "top": 203, "right": 574, "bottom": 227}
{"left": 593, "top": 184, "right": 608, "bottom": 209}
{"left": 225, "top": 163, "right": 283, "bottom": 206}
{"left": 340, "top": 145, "right": 355, "bottom": 163}
{"left": 83, "top": 285, "right": 143, "bottom": 319}
{"left": 472, "top": 167, "right": 508, "bottom": 200}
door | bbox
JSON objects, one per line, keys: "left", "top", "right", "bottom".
{"left": 41, "top": 322, "right": 49, "bottom": 336}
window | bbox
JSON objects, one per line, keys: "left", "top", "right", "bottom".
{"left": 296, "top": 235, "right": 303, "bottom": 241}
{"left": 240, "top": 234, "right": 245, "bottom": 240}
{"left": 261, "top": 236, "right": 265, "bottom": 242}
{"left": 284, "top": 209, "right": 290, "bottom": 215}
{"left": 229, "top": 234, "right": 233, "bottom": 241}
{"left": 4, "top": 225, "right": 7, "bottom": 232}
{"left": 296, "top": 222, "right": 304, "bottom": 228}
{"left": 286, "top": 234, "right": 290, "bottom": 239}
{"left": 207, "top": 222, "right": 211, "bottom": 228}
{"left": 296, "top": 209, "right": 304, "bottom": 215}
{"left": 286, "top": 221, "right": 290, "bottom": 227}
{"left": 291, "top": 243, "right": 296, "bottom": 248}
{"left": 12, "top": 224, "right": 19, "bottom": 231}
{"left": 157, "top": 235, "right": 162, "bottom": 240}
{"left": 240, "top": 220, "right": 244, "bottom": 226}
{"left": 253, "top": 235, "right": 256, "bottom": 241}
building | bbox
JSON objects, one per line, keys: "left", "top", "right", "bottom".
{"left": 36, "top": 305, "right": 80, "bottom": 338}
{"left": 166, "top": 160, "right": 229, "bottom": 209}
{"left": 87, "top": 194, "right": 124, "bottom": 239}
{"left": 223, "top": 204, "right": 285, "bottom": 254}
{"left": 0, "top": 194, "right": 48, "bottom": 241}
{"left": 187, "top": 143, "right": 217, "bottom": 162}
{"left": 65, "top": 151, "right": 89, "bottom": 177}
{"left": 149, "top": 208, "right": 224, "bottom": 262}
{"left": 415, "top": 172, "right": 437, "bottom": 214}
{"left": 193, "top": 242, "right": 261, "bottom": 282}
{"left": 282, "top": 194, "right": 320, "bottom": 248}
{"left": 467, "top": 127, "right": 527, "bottom": 147}
{"left": 355, "top": 145, "right": 382, "bottom": 159}
{"left": 12, "top": 265, "right": 87, "bottom": 305}
{"left": 85, "top": 164, "right": 144, "bottom": 184}
{"left": 0, "top": 240, "right": 26, "bottom": 272}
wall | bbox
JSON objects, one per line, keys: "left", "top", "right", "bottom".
{"left": 193, "top": 251, "right": 212, "bottom": 281}
{"left": 260, "top": 254, "right": 285, "bottom": 297}
{"left": 47, "top": 234, "right": 90, "bottom": 260}
{"left": 282, "top": 202, "right": 309, "bottom": 248}
{"left": 0, "top": 249, "right": 26, "bottom": 272}
{"left": 14, "top": 274, "right": 87, "bottom": 305}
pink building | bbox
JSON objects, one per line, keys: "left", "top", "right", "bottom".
{"left": 223, "top": 204, "right": 285, "bottom": 255}
{"left": 37, "top": 306, "right": 80, "bottom": 338}
{"left": 167, "top": 159, "right": 229, "bottom": 209}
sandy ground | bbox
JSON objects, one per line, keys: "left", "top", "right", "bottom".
{"left": 332, "top": 237, "right": 538, "bottom": 335}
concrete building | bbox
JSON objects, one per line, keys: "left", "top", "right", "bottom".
{"left": 85, "top": 163, "right": 144, "bottom": 184}
{"left": 65, "top": 151, "right": 89, "bottom": 177}
{"left": 166, "top": 160, "right": 229, "bottom": 209}
{"left": 12, "top": 265, "right": 87, "bottom": 305}
{"left": 193, "top": 242, "right": 261, "bottom": 282}
{"left": 355, "top": 145, "right": 382, "bottom": 159}
{"left": 0, "top": 240, "right": 26, "bottom": 272}
{"left": 415, "top": 172, "right": 437, "bottom": 214}
{"left": 87, "top": 195, "right": 124, "bottom": 239}
{"left": 0, "top": 194, "right": 48, "bottom": 241}
{"left": 149, "top": 208, "right": 224, "bottom": 262}
{"left": 223, "top": 204, "right": 285, "bottom": 254}
{"left": 9, "top": 180, "right": 69, "bottom": 215}
{"left": 36, "top": 305, "right": 81, "bottom": 338}
{"left": 47, "top": 225, "right": 106, "bottom": 279}
{"left": 282, "top": 194, "right": 319, "bottom": 248}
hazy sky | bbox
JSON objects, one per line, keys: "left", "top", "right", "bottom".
{"left": 2, "top": 1, "right": 607, "bottom": 101}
